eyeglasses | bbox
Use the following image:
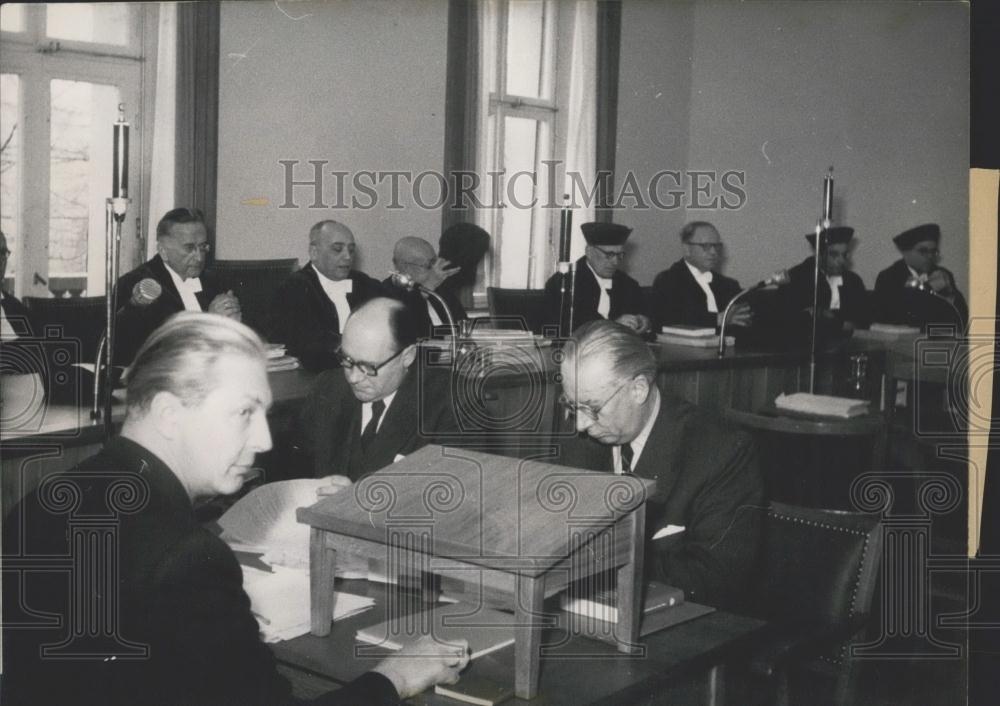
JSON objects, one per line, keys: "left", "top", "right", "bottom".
{"left": 396, "top": 258, "right": 435, "bottom": 270}
{"left": 591, "top": 246, "right": 626, "bottom": 261}
{"left": 914, "top": 247, "right": 940, "bottom": 256}
{"left": 558, "top": 377, "right": 633, "bottom": 422}
{"left": 334, "top": 346, "right": 407, "bottom": 377}
{"left": 179, "top": 242, "right": 211, "bottom": 255}
{"left": 687, "top": 241, "right": 723, "bottom": 252}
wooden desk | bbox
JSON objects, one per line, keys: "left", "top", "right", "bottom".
{"left": 272, "top": 579, "right": 766, "bottom": 705}
{"left": 297, "top": 445, "right": 655, "bottom": 700}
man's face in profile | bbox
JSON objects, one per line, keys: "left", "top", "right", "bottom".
{"left": 159, "top": 222, "right": 209, "bottom": 280}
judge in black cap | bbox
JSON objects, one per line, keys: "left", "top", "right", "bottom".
{"left": 543, "top": 222, "right": 650, "bottom": 335}
{"left": 872, "top": 223, "right": 967, "bottom": 329}
{"left": 781, "top": 226, "right": 869, "bottom": 339}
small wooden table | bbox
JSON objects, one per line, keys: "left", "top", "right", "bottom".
{"left": 297, "top": 445, "right": 655, "bottom": 700}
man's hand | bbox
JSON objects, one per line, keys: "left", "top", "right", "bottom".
{"left": 927, "top": 269, "right": 954, "bottom": 297}
{"left": 316, "top": 475, "right": 352, "bottom": 497}
{"left": 209, "top": 290, "right": 242, "bottom": 321}
{"left": 371, "top": 635, "right": 470, "bottom": 699}
{"left": 719, "top": 302, "right": 753, "bottom": 328}
{"left": 615, "top": 313, "right": 652, "bottom": 335}
{"left": 424, "top": 258, "right": 461, "bottom": 292}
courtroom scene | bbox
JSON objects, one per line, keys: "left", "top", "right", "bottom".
{"left": 1, "top": 2, "right": 976, "bottom": 706}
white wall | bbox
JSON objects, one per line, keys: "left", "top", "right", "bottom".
{"left": 617, "top": 0, "right": 969, "bottom": 294}
{"left": 216, "top": 0, "right": 449, "bottom": 277}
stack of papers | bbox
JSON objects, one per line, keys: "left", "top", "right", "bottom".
{"left": 657, "top": 332, "right": 734, "bottom": 348}
{"left": 357, "top": 602, "right": 515, "bottom": 659}
{"left": 266, "top": 355, "right": 300, "bottom": 372}
{"left": 775, "top": 392, "right": 870, "bottom": 418}
{"left": 242, "top": 564, "right": 374, "bottom": 642}
{"left": 265, "top": 343, "right": 287, "bottom": 359}
{"left": 660, "top": 326, "right": 716, "bottom": 338}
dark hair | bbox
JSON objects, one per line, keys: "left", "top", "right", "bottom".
{"left": 156, "top": 208, "right": 207, "bottom": 240}
{"left": 679, "top": 221, "right": 717, "bottom": 243}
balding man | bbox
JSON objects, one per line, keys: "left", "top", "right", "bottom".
{"left": 552, "top": 320, "right": 762, "bottom": 609}
{"left": 296, "top": 298, "right": 460, "bottom": 481}
{"left": 269, "top": 220, "right": 384, "bottom": 370}
{"left": 2, "top": 312, "right": 468, "bottom": 705}
{"left": 384, "top": 236, "right": 466, "bottom": 337}
{"left": 115, "top": 208, "right": 240, "bottom": 364}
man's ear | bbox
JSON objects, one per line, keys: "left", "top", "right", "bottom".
{"left": 630, "top": 374, "right": 652, "bottom": 404}
{"left": 147, "top": 390, "right": 183, "bottom": 441}
{"left": 401, "top": 344, "right": 418, "bottom": 369}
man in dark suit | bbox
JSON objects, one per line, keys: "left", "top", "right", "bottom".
{"left": 783, "top": 226, "right": 869, "bottom": 340}
{"left": 650, "top": 221, "right": 749, "bottom": 331}
{"left": 269, "top": 220, "right": 384, "bottom": 371}
{"left": 383, "top": 236, "right": 466, "bottom": 337}
{"left": 114, "top": 208, "right": 240, "bottom": 364}
{"left": 543, "top": 222, "right": 650, "bottom": 336}
{"left": 552, "top": 320, "right": 762, "bottom": 609}
{"left": 0, "top": 231, "right": 35, "bottom": 339}
{"left": 296, "top": 297, "right": 460, "bottom": 481}
{"left": 1, "top": 312, "right": 468, "bottom": 706}
{"left": 873, "top": 223, "right": 968, "bottom": 330}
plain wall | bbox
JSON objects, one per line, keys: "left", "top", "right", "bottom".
{"left": 216, "top": 0, "right": 448, "bottom": 277}
{"left": 617, "top": 0, "right": 969, "bottom": 295}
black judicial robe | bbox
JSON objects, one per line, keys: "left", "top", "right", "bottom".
{"left": 381, "top": 276, "right": 468, "bottom": 339}
{"left": 114, "top": 254, "right": 230, "bottom": 365}
{"left": 1, "top": 437, "right": 399, "bottom": 706}
{"left": 872, "top": 259, "right": 968, "bottom": 331}
{"left": 650, "top": 259, "right": 742, "bottom": 330}
{"left": 268, "top": 264, "right": 384, "bottom": 371}
{"left": 543, "top": 257, "right": 647, "bottom": 333}
{"left": 781, "top": 257, "right": 870, "bottom": 339}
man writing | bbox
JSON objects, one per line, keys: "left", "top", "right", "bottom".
{"left": 2, "top": 312, "right": 468, "bottom": 705}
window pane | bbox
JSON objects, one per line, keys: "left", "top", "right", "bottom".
{"left": 46, "top": 3, "right": 130, "bottom": 46}
{"left": 50, "top": 79, "right": 120, "bottom": 296}
{"left": 1, "top": 74, "right": 20, "bottom": 289}
{"left": 1, "top": 3, "right": 26, "bottom": 33}
{"left": 506, "top": 0, "right": 544, "bottom": 98}
{"left": 499, "top": 116, "right": 538, "bottom": 288}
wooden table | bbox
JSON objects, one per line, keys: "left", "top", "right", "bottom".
{"left": 297, "top": 445, "right": 656, "bottom": 700}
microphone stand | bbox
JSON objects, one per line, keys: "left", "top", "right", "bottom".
{"left": 390, "top": 271, "right": 457, "bottom": 363}
{"left": 904, "top": 277, "right": 964, "bottom": 332}
{"left": 557, "top": 200, "right": 574, "bottom": 338}
{"left": 808, "top": 168, "right": 835, "bottom": 394}
{"left": 718, "top": 270, "right": 789, "bottom": 357}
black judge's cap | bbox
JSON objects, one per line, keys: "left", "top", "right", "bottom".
{"left": 805, "top": 226, "right": 854, "bottom": 247}
{"left": 581, "top": 222, "right": 632, "bottom": 246}
{"left": 892, "top": 223, "right": 940, "bottom": 250}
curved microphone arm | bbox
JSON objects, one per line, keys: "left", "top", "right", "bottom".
{"left": 390, "top": 271, "right": 458, "bottom": 363}
{"left": 904, "top": 277, "right": 964, "bottom": 331}
{"left": 717, "top": 270, "right": 789, "bottom": 357}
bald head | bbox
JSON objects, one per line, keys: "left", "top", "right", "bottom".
{"left": 340, "top": 298, "right": 419, "bottom": 402}
{"left": 309, "top": 220, "right": 356, "bottom": 281}
{"left": 393, "top": 236, "right": 437, "bottom": 287}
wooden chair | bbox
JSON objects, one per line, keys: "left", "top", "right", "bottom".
{"left": 212, "top": 258, "right": 299, "bottom": 336}
{"left": 22, "top": 295, "right": 105, "bottom": 362}
{"left": 486, "top": 287, "right": 548, "bottom": 334}
{"left": 744, "top": 501, "right": 884, "bottom": 706}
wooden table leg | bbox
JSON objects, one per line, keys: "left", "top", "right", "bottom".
{"left": 616, "top": 508, "right": 645, "bottom": 654}
{"left": 309, "top": 528, "right": 337, "bottom": 636}
{"left": 514, "top": 574, "right": 545, "bottom": 700}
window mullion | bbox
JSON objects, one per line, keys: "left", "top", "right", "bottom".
{"left": 19, "top": 61, "right": 52, "bottom": 297}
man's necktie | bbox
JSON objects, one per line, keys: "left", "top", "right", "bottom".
{"left": 361, "top": 400, "right": 386, "bottom": 452}
{"left": 620, "top": 443, "right": 635, "bottom": 474}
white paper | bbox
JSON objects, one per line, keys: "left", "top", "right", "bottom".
{"left": 652, "top": 525, "right": 685, "bottom": 540}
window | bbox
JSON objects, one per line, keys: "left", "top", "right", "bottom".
{"left": 0, "top": 3, "right": 148, "bottom": 297}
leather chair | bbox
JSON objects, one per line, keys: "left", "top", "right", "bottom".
{"left": 744, "top": 501, "right": 884, "bottom": 706}
{"left": 486, "top": 287, "right": 547, "bottom": 334}
{"left": 22, "top": 295, "right": 105, "bottom": 362}
{"left": 212, "top": 258, "right": 298, "bottom": 336}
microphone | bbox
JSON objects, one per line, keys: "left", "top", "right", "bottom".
{"left": 717, "top": 270, "right": 788, "bottom": 357}
{"left": 390, "top": 271, "right": 420, "bottom": 292}
{"left": 131, "top": 278, "right": 162, "bottom": 306}
{"left": 389, "top": 271, "right": 458, "bottom": 358}
{"left": 756, "top": 269, "right": 790, "bottom": 290}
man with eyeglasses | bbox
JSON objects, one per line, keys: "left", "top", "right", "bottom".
{"left": 270, "top": 220, "right": 385, "bottom": 371}
{"left": 873, "top": 223, "right": 968, "bottom": 329}
{"left": 384, "top": 236, "right": 466, "bottom": 337}
{"left": 551, "top": 320, "right": 762, "bottom": 609}
{"left": 543, "top": 222, "right": 651, "bottom": 335}
{"left": 294, "top": 297, "right": 459, "bottom": 481}
{"left": 115, "top": 208, "right": 241, "bottom": 364}
{"left": 650, "top": 221, "right": 750, "bottom": 331}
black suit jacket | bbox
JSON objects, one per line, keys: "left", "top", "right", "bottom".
{"left": 296, "top": 364, "right": 461, "bottom": 481}
{"left": 543, "top": 257, "right": 647, "bottom": 333}
{"left": 1, "top": 437, "right": 398, "bottom": 706}
{"left": 872, "top": 259, "right": 968, "bottom": 330}
{"left": 550, "top": 392, "right": 762, "bottom": 610}
{"left": 269, "top": 264, "right": 385, "bottom": 371}
{"left": 381, "top": 276, "right": 468, "bottom": 338}
{"left": 651, "top": 259, "right": 742, "bottom": 330}
{"left": 784, "top": 257, "right": 870, "bottom": 331}
{"left": 114, "top": 255, "right": 229, "bottom": 364}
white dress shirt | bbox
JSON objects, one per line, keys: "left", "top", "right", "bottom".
{"left": 685, "top": 260, "right": 718, "bottom": 313}
{"left": 313, "top": 265, "right": 353, "bottom": 332}
{"left": 826, "top": 275, "right": 843, "bottom": 310}
{"left": 361, "top": 390, "right": 397, "bottom": 435}
{"left": 587, "top": 262, "right": 613, "bottom": 319}
{"left": 907, "top": 265, "right": 928, "bottom": 283}
{"left": 425, "top": 294, "right": 443, "bottom": 326}
{"left": 613, "top": 388, "right": 661, "bottom": 474}
{"left": 165, "top": 263, "right": 204, "bottom": 312}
